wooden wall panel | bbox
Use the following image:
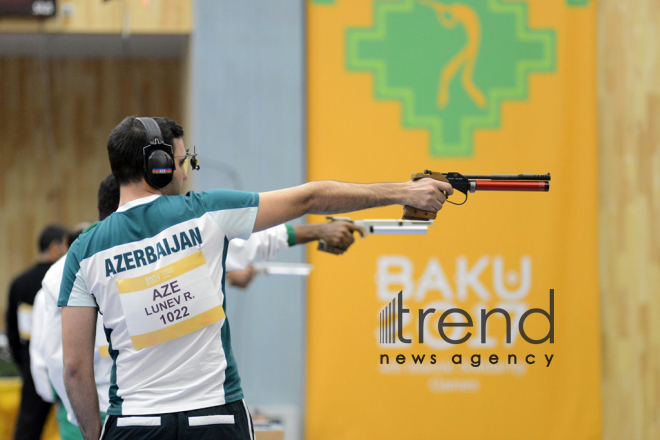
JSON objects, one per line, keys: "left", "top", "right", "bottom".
{"left": 0, "top": 0, "right": 191, "bottom": 34}
{"left": 599, "top": 0, "right": 660, "bottom": 438}
{"left": 0, "top": 57, "right": 184, "bottom": 331}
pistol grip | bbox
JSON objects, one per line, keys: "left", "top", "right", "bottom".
{"left": 402, "top": 206, "right": 437, "bottom": 220}
{"left": 403, "top": 170, "right": 449, "bottom": 221}
{"left": 317, "top": 240, "right": 344, "bottom": 255}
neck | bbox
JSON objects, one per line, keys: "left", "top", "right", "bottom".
{"left": 37, "top": 253, "right": 52, "bottom": 264}
{"left": 119, "top": 181, "right": 162, "bottom": 208}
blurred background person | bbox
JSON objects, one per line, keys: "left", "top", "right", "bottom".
{"left": 5, "top": 224, "right": 69, "bottom": 440}
{"left": 31, "top": 175, "right": 119, "bottom": 440}
{"left": 227, "top": 221, "right": 363, "bottom": 288}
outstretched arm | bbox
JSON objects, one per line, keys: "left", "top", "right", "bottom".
{"left": 292, "top": 222, "right": 364, "bottom": 252}
{"left": 227, "top": 220, "right": 366, "bottom": 288}
{"left": 253, "top": 179, "right": 451, "bottom": 233}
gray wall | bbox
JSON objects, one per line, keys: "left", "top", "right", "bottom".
{"left": 191, "top": 0, "right": 306, "bottom": 433}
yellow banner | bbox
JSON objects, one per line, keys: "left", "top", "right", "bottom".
{"left": 0, "top": 379, "right": 59, "bottom": 439}
{"left": 306, "top": 1, "right": 599, "bottom": 439}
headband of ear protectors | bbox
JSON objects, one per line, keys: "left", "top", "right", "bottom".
{"left": 137, "top": 117, "right": 174, "bottom": 189}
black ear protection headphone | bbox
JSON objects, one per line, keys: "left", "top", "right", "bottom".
{"left": 137, "top": 117, "right": 200, "bottom": 189}
{"left": 138, "top": 117, "right": 174, "bottom": 189}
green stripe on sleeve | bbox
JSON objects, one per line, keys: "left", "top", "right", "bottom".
{"left": 285, "top": 224, "right": 296, "bottom": 247}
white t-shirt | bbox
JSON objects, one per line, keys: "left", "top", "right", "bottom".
{"left": 34, "top": 255, "right": 112, "bottom": 423}
{"left": 35, "top": 221, "right": 290, "bottom": 424}
{"left": 59, "top": 190, "right": 259, "bottom": 416}
{"left": 29, "top": 289, "right": 55, "bottom": 404}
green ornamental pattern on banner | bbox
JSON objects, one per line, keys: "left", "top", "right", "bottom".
{"left": 347, "top": 0, "right": 556, "bottom": 157}
{"left": 566, "top": 0, "right": 591, "bottom": 6}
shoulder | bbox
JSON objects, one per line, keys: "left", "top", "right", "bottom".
{"left": 44, "top": 255, "right": 66, "bottom": 281}
{"left": 65, "top": 216, "right": 133, "bottom": 264}
{"left": 185, "top": 190, "right": 259, "bottom": 212}
{"left": 60, "top": 223, "right": 109, "bottom": 274}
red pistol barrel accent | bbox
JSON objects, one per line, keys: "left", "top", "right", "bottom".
{"left": 474, "top": 181, "right": 549, "bottom": 192}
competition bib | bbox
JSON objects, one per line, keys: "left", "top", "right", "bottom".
{"left": 116, "top": 250, "right": 225, "bottom": 350}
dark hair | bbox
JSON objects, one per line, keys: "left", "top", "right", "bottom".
{"left": 107, "top": 116, "right": 184, "bottom": 186}
{"left": 98, "top": 173, "right": 121, "bottom": 221}
{"left": 38, "top": 225, "right": 69, "bottom": 252}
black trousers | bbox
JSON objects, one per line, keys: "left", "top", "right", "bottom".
{"left": 101, "top": 400, "right": 255, "bottom": 440}
{"left": 13, "top": 369, "right": 52, "bottom": 440}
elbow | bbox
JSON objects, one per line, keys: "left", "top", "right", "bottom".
{"left": 63, "top": 359, "right": 86, "bottom": 382}
{"left": 63, "top": 362, "right": 79, "bottom": 381}
{"left": 298, "top": 182, "right": 316, "bottom": 215}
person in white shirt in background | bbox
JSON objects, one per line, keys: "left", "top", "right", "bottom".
{"left": 226, "top": 220, "right": 363, "bottom": 288}
{"left": 31, "top": 176, "right": 120, "bottom": 440}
